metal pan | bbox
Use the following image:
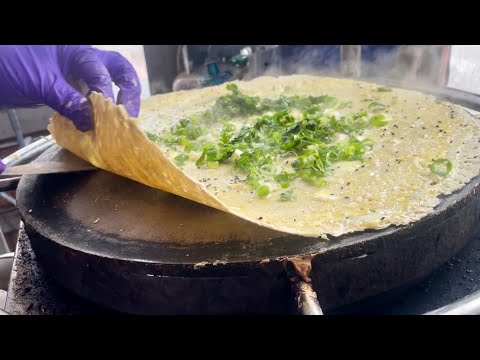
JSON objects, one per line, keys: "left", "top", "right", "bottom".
{"left": 14, "top": 84, "right": 480, "bottom": 315}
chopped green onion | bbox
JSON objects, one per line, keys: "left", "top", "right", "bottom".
{"left": 280, "top": 189, "right": 297, "bottom": 202}
{"left": 146, "top": 132, "right": 161, "bottom": 142}
{"left": 246, "top": 175, "right": 260, "bottom": 188}
{"left": 274, "top": 171, "right": 295, "bottom": 188}
{"left": 226, "top": 83, "right": 238, "bottom": 92}
{"left": 207, "top": 161, "right": 219, "bottom": 169}
{"left": 174, "top": 154, "right": 189, "bottom": 166}
{"left": 178, "top": 137, "right": 188, "bottom": 147}
{"left": 368, "top": 101, "right": 386, "bottom": 113}
{"left": 184, "top": 141, "right": 201, "bottom": 153}
{"left": 256, "top": 185, "right": 270, "bottom": 198}
{"left": 361, "top": 138, "right": 375, "bottom": 147}
{"left": 162, "top": 84, "right": 392, "bottom": 195}
{"left": 369, "top": 114, "right": 389, "bottom": 127}
{"left": 172, "top": 118, "right": 204, "bottom": 140}
{"left": 429, "top": 159, "right": 452, "bottom": 177}
{"left": 301, "top": 173, "right": 327, "bottom": 187}
{"left": 223, "top": 123, "right": 236, "bottom": 132}
{"left": 338, "top": 101, "right": 353, "bottom": 109}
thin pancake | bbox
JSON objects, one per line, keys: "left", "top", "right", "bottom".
{"left": 48, "top": 75, "right": 480, "bottom": 239}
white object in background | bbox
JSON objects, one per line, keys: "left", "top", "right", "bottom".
{"left": 447, "top": 45, "right": 480, "bottom": 95}
{"left": 93, "top": 45, "right": 151, "bottom": 99}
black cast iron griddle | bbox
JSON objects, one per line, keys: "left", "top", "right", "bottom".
{"left": 14, "top": 82, "right": 480, "bottom": 314}
{"left": 14, "top": 142, "right": 480, "bottom": 314}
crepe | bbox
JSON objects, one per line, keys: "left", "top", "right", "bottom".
{"left": 48, "top": 75, "right": 480, "bottom": 238}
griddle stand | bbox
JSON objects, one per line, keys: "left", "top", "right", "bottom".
{"left": 4, "top": 224, "right": 480, "bottom": 315}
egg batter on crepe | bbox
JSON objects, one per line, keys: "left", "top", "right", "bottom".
{"left": 48, "top": 75, "right": 480, "bottom": 238}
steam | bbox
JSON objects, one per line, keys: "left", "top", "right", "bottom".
{"left": 255, "top": 45, "right": 449, "bottom": 90}
{"left": 150, "top": 79, "right": 172, "bottom": 94}
{"left": 166, "top": 45, "right": 473, "bottom": 104}
{"left": 260, "top": 45, "right": 480, "bottom": 109}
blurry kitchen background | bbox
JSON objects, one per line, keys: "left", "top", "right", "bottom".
{"left": 1, "top": 44, "right": 480, "bottom": 252}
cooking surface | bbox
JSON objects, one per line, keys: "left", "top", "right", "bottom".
{"left": 5, "top": 226, "right": 480, "bottom": 315}
{"left": 8, "top": 84, "right": 480, "bottom": 314}
{"left": 49, "top": 76, "right": 480, "bottom": 239}
{"left": 15, "top": 141, "right": 480, "bottom": 313}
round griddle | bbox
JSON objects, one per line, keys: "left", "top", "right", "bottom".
{"left": 15, "top": 84, "right": 480, "bottom": 315}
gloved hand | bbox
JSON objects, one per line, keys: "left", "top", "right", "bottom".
{"left": 0, "top": 45, "right": 141, "bottom": 132}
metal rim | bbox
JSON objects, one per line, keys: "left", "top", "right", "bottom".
{"left": 17, "top": 163, "right": 480, "bottom": 268}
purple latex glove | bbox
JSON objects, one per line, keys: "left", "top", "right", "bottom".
{"left": 0, "top": 45, "right": 141, "bottom": 133}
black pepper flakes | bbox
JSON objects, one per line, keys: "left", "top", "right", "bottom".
{"left": 258, "top": 217, "right": 263, "bottom": 220}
